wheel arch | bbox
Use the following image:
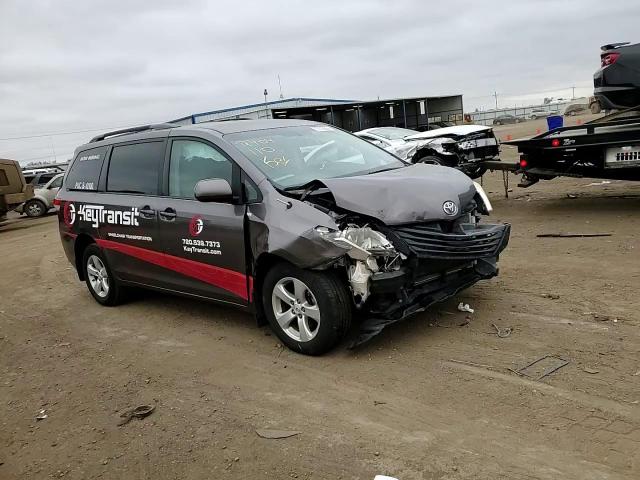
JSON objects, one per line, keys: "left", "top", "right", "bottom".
{"left": 253, "top": 252, "right": 290, "bottom": 326}
{"left": 74, "top": 234, "right": 95, "bottom": 281}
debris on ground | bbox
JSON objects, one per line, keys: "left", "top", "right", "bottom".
{"left": 586, "top": 180, "right": 611, "bottom": 186}
{"left": 536, "top": 233, "right": 612, "bottom": 238}
{"left": 458, "top": 317, "right": 471, "bottom": 327}
{"left": 566, "top": 193, "right": 578, "bottom": 199}
{"left": 491, "top": 323, "right": 512, "bottom": 338}
{"left": 541, "top": 293, "right": 560, "bottom": 300}
{"left": 457, "top": 302, "right": 474, "bottom": 314}
{"left": 512, "top": 355, "right": 569, "bottom": 380}
{"left": 633, "top": 370, "right": 640, "bottom": 376}
{"left": 583, "top": 367, "right": 599, "bottom": 374}
{"left": 53, "top": 342, "right": 71, "bottom": 347}
{"left": 36, "top": 409, "right": 47, "bottom": 420}
{"left": 374, "top": 475, "right": 399, "bottom": 480}
{"left": 255, "top": 429, "right": 301, "bottom": 439}
{"left": 373, "top": 400, "right": 386, "bottom": 406}
{"left": 117, "top": 404, "right": 156, "bottom": 426}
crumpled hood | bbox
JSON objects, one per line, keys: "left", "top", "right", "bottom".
{"left": 405, "top": 124, "right": 491, "bottom": 140}
{"left": 319, "top": 164, "right": 476, "bottom": 225}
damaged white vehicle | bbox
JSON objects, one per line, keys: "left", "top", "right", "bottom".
{"left": 355, "top": 125, "right": 499, "bottom": 179}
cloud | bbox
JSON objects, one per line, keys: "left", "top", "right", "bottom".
{"left": 1, "top": 0, "right": 639, "bottom": 162}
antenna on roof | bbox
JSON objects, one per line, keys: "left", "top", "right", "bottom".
{"left": 278, "top": 74, "right": 284, "bottom": 99}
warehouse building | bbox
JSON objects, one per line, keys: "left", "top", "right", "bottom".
{"left": 170, "top": 94, "right": 464, "bottom": 132}
{"left": 272, "top": 95, "right": 463, "bottom": 131}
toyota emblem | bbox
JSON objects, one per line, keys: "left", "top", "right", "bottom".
{"left": 442, "top": 201, "right": 458, "bottom": 216}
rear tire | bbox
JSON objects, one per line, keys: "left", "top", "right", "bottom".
{"left": 590, "top": 102, "right": 601, "bottom": 114}
{"left": 262, "top": 262, "right": 352, "bottom": 355}
{"left": 82, "top": 244, "right": 126, "bottom": 306}
{"left": 24, "top": 199, "right": 47, "bottom": 218}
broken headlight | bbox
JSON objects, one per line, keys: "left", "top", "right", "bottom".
{"left": 317, "top": 226, "right": 396, "bottom": 261}
{"left": 316, "top": 226, "right": 401, "bottom": 305}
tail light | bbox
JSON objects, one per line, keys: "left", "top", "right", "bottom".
{"left": 601, "top": 52, "right": 620, "bottom": 67}
{"left": 53, "top": 193, "right": 61, "bottom": 207}
{"left": 519, "top": 156, "right": 528, "bottom": 168}
{"left": 551, "top": 138, "right": 561, "bottom": 147}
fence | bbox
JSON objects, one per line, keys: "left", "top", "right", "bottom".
{"left": 469, "top": 100, "right": 576, "bottom": 126}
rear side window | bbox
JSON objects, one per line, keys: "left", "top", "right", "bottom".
{"left": 66, "top": 146, "right": 108, "bottom": 191}
{"left": 49, "top": 176, "right": 63, "bottom": 189}
{"left": 35, "top": 173, "right": 56, "bottom": 187}
{"left": 0, "top": 170, "right": 8, "bottom": 186}
{"left": 107, "top": 142, "right": 164, "bottom": 195}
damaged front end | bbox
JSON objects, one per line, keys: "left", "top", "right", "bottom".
{"left": 303, "top": 184, "right": 509, "bottom": 346}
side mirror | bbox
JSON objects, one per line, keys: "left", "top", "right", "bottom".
{"left": 194, "top": 178, "right": 233, "bottom": 203}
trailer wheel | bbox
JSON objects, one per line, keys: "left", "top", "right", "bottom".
{"left": 590, "top": 102, "right": 601, "bottom": 114}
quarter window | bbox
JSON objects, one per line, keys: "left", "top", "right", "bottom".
{"left": 66, "top": 146, "right": 108, "bottom": 191}
{"left": 107, "top": 142, "right": 164, "bottom": 195}
{"left": 169, "top": 140, "right": 233, "bottom": 199}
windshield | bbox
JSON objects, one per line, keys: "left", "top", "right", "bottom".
{"left": 226, "top": 125, "right": 405, "bottom": 189}
{"left": 368, "top": 127, "right": 417, "bottom": 140}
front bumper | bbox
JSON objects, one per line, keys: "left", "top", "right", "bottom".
{"left": 352, "top": 222, "right": 510, "bottom": 346}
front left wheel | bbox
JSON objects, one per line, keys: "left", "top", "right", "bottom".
{"left": 262, "top": 262, "right": 352, "bottom": 355}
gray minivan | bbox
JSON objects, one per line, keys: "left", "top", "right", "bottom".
{"left": 57, "top": 119, "right": 510, "bottom": 354}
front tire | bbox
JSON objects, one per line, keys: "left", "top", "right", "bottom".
{"left": 82, "top": 244, "right": 125, "bottom": 306}
{"left": 24, "top": 199, "right": 47, "bottom": 217}
{"left": 262, "top": 262, "right": 352, "bottom": 355}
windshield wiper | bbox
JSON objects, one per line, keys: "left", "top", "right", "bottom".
{"left": 366, "top": 166, "right": 403, "bottom": 175}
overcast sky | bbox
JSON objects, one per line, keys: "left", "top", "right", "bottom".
{"left": 1, "top": 0, "right": 639, "bottom": 164}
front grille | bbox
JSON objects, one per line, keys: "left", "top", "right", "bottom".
{"left": 392, "top": 223, "right": 509, "bottom": 260}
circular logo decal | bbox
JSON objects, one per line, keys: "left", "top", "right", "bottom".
{"left": 63, "top": 202, "right": 76, "bottom": 226}
{"left": 189, "top": 215, "right": 204, "bottom": 236}
{"left": 442, "top": 200, "right": 458, "bottom": 216}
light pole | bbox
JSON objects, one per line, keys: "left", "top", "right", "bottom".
{"left": 263, "top": 89, "right": 268, "bottom": 119}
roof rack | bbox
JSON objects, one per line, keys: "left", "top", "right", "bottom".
{"left": 89, "top": 123, "right": 175, "bottom": 143}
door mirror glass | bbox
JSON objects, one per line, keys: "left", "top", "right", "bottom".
{"left": 194, "top": 178, "right": 233, "bottom": 203}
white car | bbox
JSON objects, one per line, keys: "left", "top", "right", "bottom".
{"left": 355, "top": 125, "right": 499, "bottom": 179}
{"left": 17, "top": 173, "right": 63, "bottom": 217}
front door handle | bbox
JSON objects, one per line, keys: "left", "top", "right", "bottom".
{"left": 139, "top": 205, "right": 156, "bottom": 218}
{"left": 159, "top": 207, "right": 177, "bottom": 221}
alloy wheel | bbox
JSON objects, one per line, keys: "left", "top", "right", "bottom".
{"left": 271, "top": 277, "right": 321, "bottom": 342}
{"left": 87, "top": 254, "right": 109, "bottom": 298}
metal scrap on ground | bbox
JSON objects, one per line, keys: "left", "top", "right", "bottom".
{"left": 255, "top": 429, "right": 301, "bottom": 439}
{"left": 512, "top": 355, "right": 570, "bottom": 380}
{"left": 536, "top": 233, "right": 612, "bottom": 238}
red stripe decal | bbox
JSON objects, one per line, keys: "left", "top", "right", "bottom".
{"left": 95, "top": 238, "right": 249, "bottom": 301}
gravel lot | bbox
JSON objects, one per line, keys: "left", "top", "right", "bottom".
{"left": 1, "top": 114, "right": 639, "bottom": 479}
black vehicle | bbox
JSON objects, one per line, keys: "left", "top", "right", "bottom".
{"left": 492, "top": 114, "right": 521, "bottom": 125}
{"left": 57, "top": 120, "right": 509, "bottom": 354}
{"left": 505, "top": 106, "right": 640, "bottom": 186}
{"left": 594, "top": 42, "right": 640, "bottom": 110}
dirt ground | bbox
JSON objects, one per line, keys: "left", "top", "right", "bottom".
{"left": 1, "top": 114, "right": 639, "bottom": 479}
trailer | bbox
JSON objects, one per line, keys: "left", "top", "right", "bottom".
{"left": 503, "top": 106, "right": 640, "bottom": 187}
